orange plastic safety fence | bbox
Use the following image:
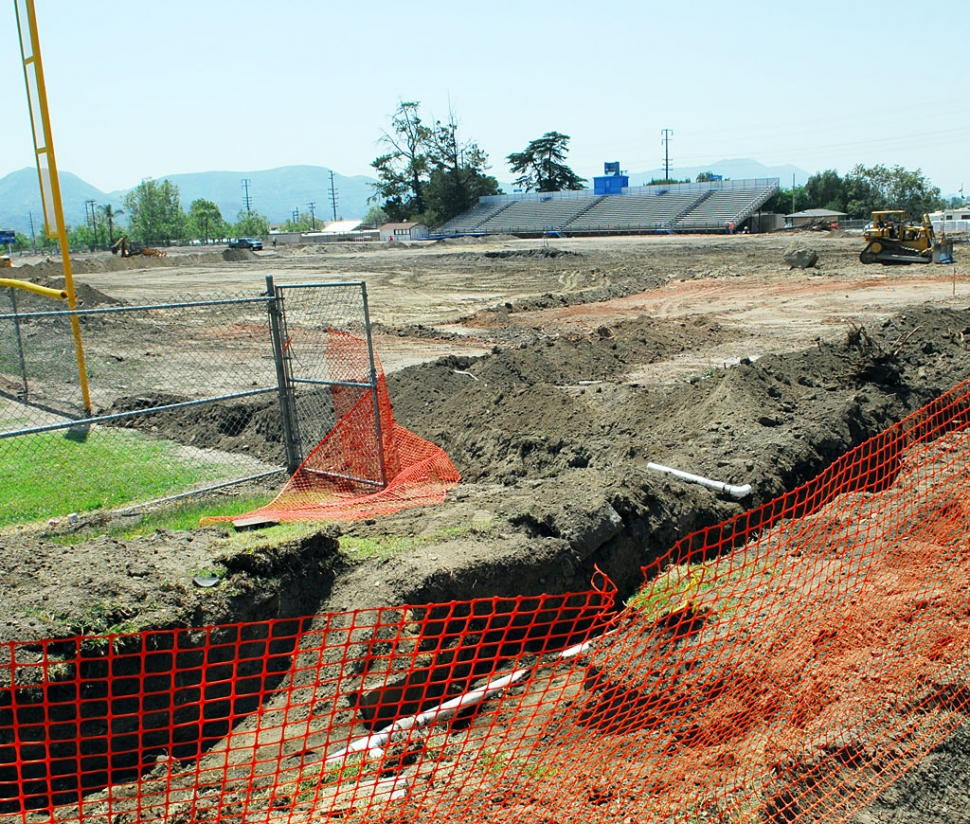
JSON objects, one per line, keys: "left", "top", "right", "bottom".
{"left": 214, "top": 329, "right": 460, "bottom": 524}
{"left": 4, "top": 381, "right": 970, "bottom": 823}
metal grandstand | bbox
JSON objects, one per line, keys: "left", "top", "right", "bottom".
{"left": 432, "top": 178, "right": 780, "bottom": 238}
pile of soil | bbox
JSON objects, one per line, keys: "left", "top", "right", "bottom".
{"left": 8, "top": 306, "right": 970, "bottom": 647}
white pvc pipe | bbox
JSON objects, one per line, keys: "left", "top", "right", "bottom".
{"left": 325, "top": 632, "right": 614, "bottom": 766}
{"left": 646, "top": 461, "right": 752, "bottom": 499}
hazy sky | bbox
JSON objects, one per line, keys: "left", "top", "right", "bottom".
{"left": 2, "top": 1, "right": 968, "bottom": 194}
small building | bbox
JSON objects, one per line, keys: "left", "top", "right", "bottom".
{"left": 269, "top": 219, "right": 379, "bottom": 246}
{"left": 929, "top": 208, "right": 970, "bottom": 234}
{"left": 593, "top": 161, "right": 629, "bottom": 196}
{"left": 785, "top": 208, "right": 847, "bottom": 229}
{"left": 320, "top": 219, "right": 363, "bottom": 235}
{"left": 380, "top": 222, "right": 430, "bottom": 242}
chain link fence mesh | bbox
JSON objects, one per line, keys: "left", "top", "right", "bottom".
{"left": 0, "top": 279, "right": 375, "bottom": 526}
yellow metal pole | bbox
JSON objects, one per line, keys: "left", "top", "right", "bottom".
{"left": 0, "top": 278, "right": 68, "bottom": 300}
{"left": 14, "top": 0, "right": 92, "bottom": 414}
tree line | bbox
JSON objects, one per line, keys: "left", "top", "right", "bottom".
{"left": 5, "top": 178, "right": 270, "bottom": 253}
{"left": 762, "top": 165, "right": 945, "bottom": 221}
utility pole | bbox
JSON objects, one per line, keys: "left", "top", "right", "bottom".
{"left": 329, "top": 170, "right": 339, "bottom": 221}
{"left": 308, "top": 201, "right": 317, "bottom": 231}
{"left": 84, "top": 199, "right": 96, "bottom": 251}
{"left": 241, "top": 178, "right": 253, "bottom": 214}
{"left": 28, "top": 211, "right": 36, "bottom": 252}
{"left": 661, "top": 129, "right": 673, "bottom": 182}
{"left": 792, "top": 173, "right": 796, "bottom": 215}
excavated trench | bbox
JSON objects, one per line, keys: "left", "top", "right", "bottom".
{"left": 3, "top": 305, "right": 970, "bottom": 814}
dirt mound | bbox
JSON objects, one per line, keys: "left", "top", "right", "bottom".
{"left": 0, "top": 275, "right": 123, "bottom": 311}
{"left": 222, "top": 248, "right": 256, "bottom": 262}
{"left": 483, "top": 247, "right": 582, "bottom": 259}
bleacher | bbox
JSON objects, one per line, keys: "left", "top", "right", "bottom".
{"left": 475, "top": 196, "right": 593, "bottom": 235}
{"left": 433, "top": 200, "right": 514, "bottom": 235}
{"left": 430, "top": 178, "right": 780, "bottom": 237}
{"left": 675, "top": 182, "right": 779, "bottom": 230}
{"left": 567, "top": 190, "right": 702, "bottom": 232}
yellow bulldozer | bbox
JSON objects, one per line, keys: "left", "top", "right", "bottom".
{"left": 860, "top": 210, "right": 954, "bottom": 265}
{"left": 110, "top": 236, "right": 166, "bottom": 258}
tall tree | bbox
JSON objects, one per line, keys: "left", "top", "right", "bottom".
{"left": 370, "top": 101, "right": 432, "bottom": 222}
{"left": 123, "top": 178, "right": 186, "bottom": 245}
{"left": 506, "top": 132, "right": 586, "bottom": 193}
{"left": 188, "top": 199, "right": 226, "bottom": 245}
{"left": 424, "top": 111, "right": 500, "bottom": 224}
{"left": 370, "top": 101, "right": 499, "bottom": 225}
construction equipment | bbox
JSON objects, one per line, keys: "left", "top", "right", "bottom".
{"left": 110, "top": 237, "right": 166, "bottom": 258}
{"left": 860, "top": 210, "right": 954, "bottom": 265}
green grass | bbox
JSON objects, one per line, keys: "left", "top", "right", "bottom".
{"left": 43, "top": 494, "right": 276, "bottom": 546}
{"left": 124, "top": 496, "right": 273, "bottom": 535}
{"left": 0, "top": 428, "right": 250, "bottom": 527}
{"left": 626, "top": 561, "right": 716, "bottom": 618}
{"left": 475, "top": 748, "right": 558, "bottom": 780}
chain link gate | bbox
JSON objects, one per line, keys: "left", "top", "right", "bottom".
{"left": 268, "top": 277, "right": 386, "bottom": 488}
{"left": 0, "top": 277, "right": 381, "bottom": 525}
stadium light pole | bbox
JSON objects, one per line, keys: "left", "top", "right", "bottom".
{"left": 15, "top": 0, "right": 92, "bottom": 415}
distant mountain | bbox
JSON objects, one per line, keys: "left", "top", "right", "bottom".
{"left": 0, "top": 168, "right": 121, "bottom": 237}
{"left": 0, "top": 165, "right": 379, "bottom": 236}
{"left": 131, "top": 166, "right": 377, "bottom": 227}
{"left": 627, "top": 158, "right": 810, "bottom": 188}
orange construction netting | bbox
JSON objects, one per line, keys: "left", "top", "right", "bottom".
{"left": 4, "top": 381, "right": 970, "bottom": 822}
{"left": 212, "top": 329, "right": 460, "bottom": 524}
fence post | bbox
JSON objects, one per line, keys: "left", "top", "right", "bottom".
{"left": 7, "top": 288, "right": 29, "bottom": 402}
{"left": 361, "top": 282, "right": 388, "bottom": 488}
{"left": 265, "top": 274, "right": 303, "bottom": 475}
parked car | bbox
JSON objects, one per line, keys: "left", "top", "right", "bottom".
{"left": 228, "top": 237, "right": 263, "bottom": 251}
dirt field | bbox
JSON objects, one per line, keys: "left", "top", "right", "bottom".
{"left": 4, "top": 231, "right": 970, "bottom": 821}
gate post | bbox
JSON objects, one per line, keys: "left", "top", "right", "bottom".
{"left": 265, "top": 274, "right": 303, "bottom": 475}
{"left": 361, "top": 282, "right": 388, "bottom": 488}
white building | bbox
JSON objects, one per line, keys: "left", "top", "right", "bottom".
{"left": 379, "top": 222, "right": 430, "bottom": 242}
{"left": 929, "top": 207, "right": 970, "bottom": 234}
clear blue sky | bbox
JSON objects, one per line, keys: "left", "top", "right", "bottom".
{"left": 2, "top": 0, "right": 968, "bottom": 194}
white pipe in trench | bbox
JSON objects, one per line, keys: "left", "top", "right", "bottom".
{"left": 324, "top": 635, "right": 604, "bottom": 765}
{"left": 646, "top": 461, "right": 752, "bottom": 499}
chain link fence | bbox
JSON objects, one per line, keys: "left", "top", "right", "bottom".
{"left": 0, "top": 277, "right": 378, "bottom": 526}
